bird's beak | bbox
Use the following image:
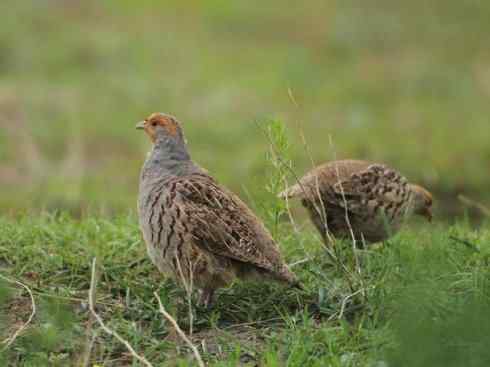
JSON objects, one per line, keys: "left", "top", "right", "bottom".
{"left": 135, "top": 121, "right": 146, "bottom": 130}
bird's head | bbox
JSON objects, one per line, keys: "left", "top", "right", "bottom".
{"left": 410, "top": 184, "right": 433, "bottom": 222}
{"left": 136, "top": 112, "right": 185, "bottom": 144}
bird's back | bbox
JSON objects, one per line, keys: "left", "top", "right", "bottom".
{"left": 279, "top": 160, "right": 374, "bottom": 199}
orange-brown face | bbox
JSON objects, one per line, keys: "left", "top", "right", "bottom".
{"left": 135, "top": 112, "right": 179, "bottom": 143}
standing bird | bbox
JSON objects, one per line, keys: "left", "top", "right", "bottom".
{"left": 279, "top": 160, "right": 433, "bottom": 246}
{"left": 137, "top": 113, "right": 300, "bottom": 307}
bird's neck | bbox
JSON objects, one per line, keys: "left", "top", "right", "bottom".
{"left": 142, "top": 136, "right": 194, "bottom": 179}
{"left": 152, "top": 135, "right": 190, "bottom": 162}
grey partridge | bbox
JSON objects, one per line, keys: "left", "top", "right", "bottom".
{"left": 137, "top": 113, "right": 300, "bottom": 307}
{"left": 279, "top": 160, "right": 433, "bottom": 246}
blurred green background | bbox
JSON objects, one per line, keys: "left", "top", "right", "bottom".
{"left": 1, "top": 0, "right": 489, "bottom": 218}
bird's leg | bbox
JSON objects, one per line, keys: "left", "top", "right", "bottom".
{"left": 197, "top": 288, "right": 215, "bottom": 309}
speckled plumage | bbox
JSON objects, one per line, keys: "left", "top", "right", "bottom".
{"left": 279, "top": 160, "right": 433, "bottom": 246}
{"left": 137, "top": 113, "right": 299, "bottom": 306}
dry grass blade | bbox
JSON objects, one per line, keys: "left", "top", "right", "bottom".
{"left": 288, "top": 257, "right": 313, "bottom": 268}
{"left": 282, "top": 177, "right": 300, "bottom": 233}
{"left": 0, "top": 274, "right": 36, "bottom": 350}
{"left": 458, "top": 195, "right": 490, "bottom": 217}
{"left": 256, "top": 114, "right": 359, "bottom": 292}
{"left": 174, "top": 255, "right": 195, "bottom": 336}
{"left": 336, "top": 287, "right": 370, "bottom": 320}
{"left": 153, "top": 292, "right": 205, "bottom": 367}
{"left": 88, "top": 258, "right": 154, "bottom": 367}
{"left": 327, "top": 135, "right": 366, "bottom": 297}
{"left": 287, "top": 87, "right": 299, "bottom": 108}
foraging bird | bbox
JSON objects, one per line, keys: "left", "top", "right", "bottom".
{"left": 137, "top": 113, "right": 300, "bottom": 307}
{"left": 279, "top": 160, "right": 433, "bottom": 246}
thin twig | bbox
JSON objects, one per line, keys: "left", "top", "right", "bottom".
{"left": 89, "top": 258, "right": 153, "bottom": 367}
{"left": 153, "top": 292, "right": 205, "bottom": 367}
{"left": 80, "top": 287, "right": 97, "bottom": 367}
{"left": 0, "top": 274, "right": 36, "bottom": 350}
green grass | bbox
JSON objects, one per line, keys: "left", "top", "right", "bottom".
{"left": 1, "top": 0, "right": 490, "bottom": 216}
{"left": 0, "top": 213, "right": 489, "bottom": 366}
{"left": 1, "top": 1, "right": 490, "bottom": 365}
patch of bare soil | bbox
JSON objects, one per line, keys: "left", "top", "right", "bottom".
{"left": 1, "top": 292, "right": 35, "bottom": 343}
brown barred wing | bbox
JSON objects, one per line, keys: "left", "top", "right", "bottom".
{"left": 172, "top": 174, "right": 281, "bottom": 274}
{"left": 329, "top": 164, "right": 412, "bottom": 219}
